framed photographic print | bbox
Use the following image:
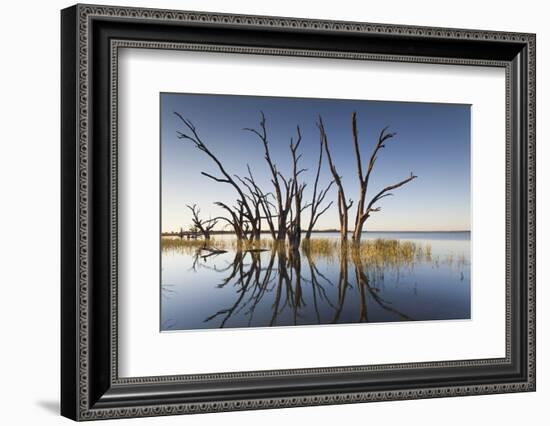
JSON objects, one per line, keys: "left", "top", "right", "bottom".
{"left": 61, "top": 4, "right": 536, "bottom": 421}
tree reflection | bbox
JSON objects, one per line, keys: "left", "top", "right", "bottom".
{"left": 350, "top": 248, "right": 413, "bottom": 322}
{"left": 193, "top": 245, "right": 413, "bottom": 328}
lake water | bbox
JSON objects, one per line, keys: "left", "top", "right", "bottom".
{"left": 160, "top": 232, "right": 470, "bottom": 331}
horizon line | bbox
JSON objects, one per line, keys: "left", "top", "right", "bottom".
{"left": 161, "top": 229, "right": 471, "bottom": 235}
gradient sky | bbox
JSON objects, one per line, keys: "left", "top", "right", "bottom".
{"left": 161, "top": 93, "right": 471, "bottom": 232}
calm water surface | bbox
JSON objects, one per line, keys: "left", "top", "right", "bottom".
{"left": 161, "top": 232, "right": 470, "bottom": 331}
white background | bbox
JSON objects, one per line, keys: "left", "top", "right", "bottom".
{"left": 0, "top": 0, "right": 547, "bottom": 425}
{"left": 119, "top": 49, "right": 505, "bottom": 377}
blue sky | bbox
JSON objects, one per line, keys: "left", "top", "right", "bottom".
{"left": 161, "top": 93, "right": 470, "bottom": 232}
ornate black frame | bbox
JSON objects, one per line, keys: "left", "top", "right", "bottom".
{"left": 61, "top": 4, "right": 536, "bottom": 421}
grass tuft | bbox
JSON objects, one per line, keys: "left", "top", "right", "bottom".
{"left": 162, "top": 236, "right": 432, "bottom": 268}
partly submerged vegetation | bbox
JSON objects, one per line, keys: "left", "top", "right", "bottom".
{"left": 303, "top": 237, "right": 426, "bottom": 264}
{"left": 162, "top": 236, "right": 433, "bottom": 266}
{"left": 160, "top": 235, "right": 472, "bottom": 271}
{"left": 161, "top": 236, "right": 276, "bottom": 253}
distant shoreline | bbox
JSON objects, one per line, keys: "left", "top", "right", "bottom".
{"left": 161, "top": 229, "right": 471, "bottom": 237}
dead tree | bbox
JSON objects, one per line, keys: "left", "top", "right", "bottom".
{"left": 350, "top": 112, "right": 417, "bottom": 243}
{"left": 318, "top": 116, "right": 353, "bottom": 242}
{"left": 243, "top": 165, "right": 278, "bottom": 240}
{"left": 235, "top": 165, "right": 281, "bottom": 241}
{"left": 234, "top": 175, "right": 262, "bottom": 241}
{"left": 244, "top": 112, "right": 294, "bottom": 242}
{"left": 213, "top": 201, "right": 246, "bottom": 240}
{"left": 186, "top": 204, "right": 218, "bottom": 240}
{"left": 175, "top": 112, "right": 260, "bottom": 240}
{"left": 287, "top": 127, "right": 308, "bottom": 251}
{"left": 304, "top": 133, "right": 334, "bottom": 240}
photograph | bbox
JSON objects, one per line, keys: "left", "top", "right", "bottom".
{"left": 57, "top": 3, "right": 536, "bottom": 420}
{"left": 160, "top": 93, "right": 472, "bottom": 331}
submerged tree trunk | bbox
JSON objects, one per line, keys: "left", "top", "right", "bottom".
{"left": 318, "top": 116, "right": 353, "bottom": 243}
{"left": 338, "top": 194, "right": 350, "bottom": 243}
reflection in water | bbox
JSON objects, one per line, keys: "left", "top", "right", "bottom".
{"left": 161, "top": 233, "right": 471, "bottom": 331}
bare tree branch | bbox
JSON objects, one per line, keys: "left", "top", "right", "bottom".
{"left": 186, "top": 204, "right": 218, "bottom": 240}
{"left": 305, "top": 128, "right": 335, "bottom": 239}
{"left": 175, "top": 112, "right": 260, "bottom": 240}
{"left": 244, "top": 112, "right": 294, "bottom": 241}
{"left": 350, "top": 112, "right": 417, "bottom": 242}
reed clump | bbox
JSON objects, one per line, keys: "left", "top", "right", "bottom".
{"left": 162, "top": 236, "right": 431, "bottom": 268}
{"left": 162, "top": 236, "right": 277, "bottom": 254}
{"left": 352, "top": 239, "right": 417, "bottom": 266}
{"left": 301, "top": 238, "right": 335, "bottom": 259}
{"left": 161, "top": 237, "right": 228, "bottom": 254}
{"left": 302, "top": 237, "right": 426, "bottom": 267}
